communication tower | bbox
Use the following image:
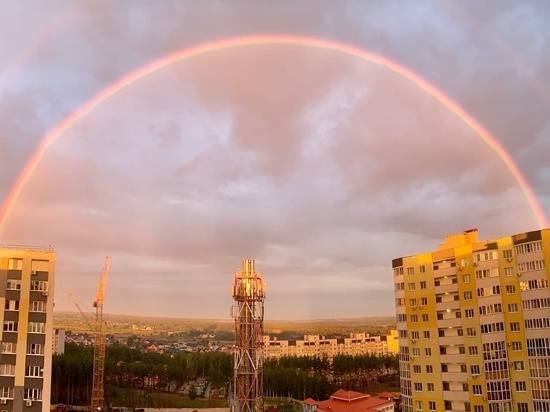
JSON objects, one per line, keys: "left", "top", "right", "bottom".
{"left": 231, "top": 260, "right": 266, "bottom": 412}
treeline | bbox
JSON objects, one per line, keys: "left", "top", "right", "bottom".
{"left": 52, "top": 344, "right": 398, "bottom": 406}
{"left": 52, "top": 343, "right": 231, "bottom": 405}
{"left": 264, "top": 354, "right": 399, "bottom": 400}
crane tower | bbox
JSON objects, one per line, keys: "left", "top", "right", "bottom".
{"left": 92, "top": 256, "right": 111, "bottom": 410}
{"left": 232, "top": 260, "right": 266, "bottom": 412}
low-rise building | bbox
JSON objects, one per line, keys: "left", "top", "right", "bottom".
{"left": 303, "top": 389, "right": 394, "bottom": 412}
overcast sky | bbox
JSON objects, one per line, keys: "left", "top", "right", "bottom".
{"left": 1, "top": 1, "right": 549, "bottom": 320}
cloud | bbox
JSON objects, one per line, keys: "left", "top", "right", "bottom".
{"left": 0, "top": 1, "right": 548, "bottom": 319}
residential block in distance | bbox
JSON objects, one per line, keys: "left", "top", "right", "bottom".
{"left": 0, "top": 245, "right": 56, "bottom": 412}
{"left": 392, "top": 228, "right": 550, "bottom": 412}
{"left": 263, "top": 330, "right": 399, "bottom": 360}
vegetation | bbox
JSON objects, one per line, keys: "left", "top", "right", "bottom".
{"left": 52, "top": 343, "right": 398, "bottom": 407}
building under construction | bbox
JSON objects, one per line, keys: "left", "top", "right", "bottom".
{"left": 231, "top": 260, "right": 266, "bottom": 412}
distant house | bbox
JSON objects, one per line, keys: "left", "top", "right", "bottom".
{"left": 303, "top": 389, "right": 394, "bottom": 412}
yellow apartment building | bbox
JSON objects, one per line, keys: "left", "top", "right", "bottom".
{"left": 0, "top": 245, "right": 56, "bottom": 412}
{"left": 263, "top": 330, "right": 399, "bottom": 360}
{"left": 392, "top": 228, "right": 550, "bottom": 412}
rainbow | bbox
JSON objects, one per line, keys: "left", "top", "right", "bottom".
{"left": 0, "top": 34, "right": 547, "bottom": 234}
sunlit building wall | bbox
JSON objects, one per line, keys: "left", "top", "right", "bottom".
{"left": 0, "top": 245, "right": 56, "bottom": 412}
{"left": 52, "top": 328, "right": 65, "bottom": 355}
{"left": 392, "top": 228, "right": 550, "bottom": 412}
{"left": 263, "top": 330, "right": 399, "bottom": 360}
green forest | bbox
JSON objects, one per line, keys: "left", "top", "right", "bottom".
{"left": 52, "top": 343, "right": 399, "bottom": 407}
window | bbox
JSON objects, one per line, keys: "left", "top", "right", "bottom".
{"left": 516, "top": 381, "right": 526, "bottom": 392}
{"left": 30, "top": 301, "right": 46, "bottom": 312}
{"left": 421, "top": 297, "right": 428, "bottom": 305}
{"left": 407, "top": 267, "right": 415, "bottom": 275}
{"left": 459, "top": 346, "right": 465, "bottom": 354}
{"left": 414, "top": 382, "right": 423, "bottom": 391}
{"left": 412, "top": 348, "right": 420, "bottom": 357}
{"left": 422, "top": 314, "right": 429, "bottom": 322}
{"left": 409, "top": 298, "right": 418, "bottom": 307}
{"left": 0, "top": 387, "right": 13, "bottom": 399}
{"left": 517, "top": 403, "right": 528, "bottom": 412}
{"left": 411, "top": 331, "right": 420, "bottom": 340}
{"left": 465, "top": 309, "right": 475, "bottom": 318}
{"left": 461, "top": 364, "right": 467, "bottom": 372}
{"left": 415, "top": 401, "right": 423, "bottom": 410}
{"left": 471, "top": 365, "right": 481, "bottom": 375}
{"left": 419, "top": 265, "right": 426, "bottom": 274}
{"left": 411, "top": 315, "right": 418, "bottom": 323}
{"left": 504, "top": 267, "right": 514, "bottom": 276}
{"left": 468, "top": 346, "right": 478, "bottom": 355}
{"left": 515, "top": 241, "right": 542, "bottom": 255}
{"left": 506, "top": 285, "right": 516, "bottom": 294}
{"left": 23, "top": 388, "right": 41, "bottom": 400}
{"left": 25, "top": 366, "right": 43, "bottom": 377}
{"left": 408, "top": 282, "right": 415, "bottom": 291}
{"left": 463, "top": 291, "right": 472, "bottom": 300}
{"left": 467, "top": 327, "right": 477, "bottom": 337}
{"left": 8, "top": 258, "right": 23, "bottom": 269}
{"left": 473, "top": 384, "right": 482, "bottom": 395}
{"left": 511, "top": 341, "right": 522, "bottom": 351}
{"left": 27, "top": 343, "right": 43, "bottom": 355}
{"left": 6, "top": 279, "right": 21, "bottom": 290}
{"left": 510, "top": 322, "right": 520, "bottom": 332}
{"left": 426, "top": 365, "right": 433, "bottom": 373}
{"left": 420, "top": 281, "right": 427, "bottom": 289}
{"left": 3, "top": 321, "right": 17, "bottom": 332}
{"left": 427, "top": 383, "right": 434, "bottom": 392}
{"left": 465, "top": 402, "right": 471, "bottom": 412}
{"left": 474, "top": 406, "right": 484, "bottom": 412}
{"left": 1, "top": 343, "right": 15, "bottom": 354}
{"left": 4, "top": 300, "right": 19, "bottom": 311}
{"left": 463, "top": 383, "right": 469, "bottom": 392}
{"left": 503, "top": 249, "right": 513, "bottom": 260}
{"left": 443, "top": 382, "right": 450, "bottom": 390}
{"left": 0, "top": 365, "right": 15, "bottom": 376}
{"left": 429, "top": 401, "right": 436, "bottom": 411}
{"left": 425, "top": 348, "right": 432, "bottom": 356}
{"left": 513, "top": 361, "right": 524, "bottom": 371}
{"left": 28, "top": 322, "right": 45, "bottom": 333}
{"left": 424, "top": 331, "right": 430, "bottom": 339}
{"left": 413, "top": 365, "right": 421, "bottom": 374}
{"left": 508, "top": 303, "right": 518, "bottom": 313}
{"left": 30, "top": 281, "right": 48, "bottom": 292}
{"left": 462, "top": 274, "right": 470, "bottom": 283}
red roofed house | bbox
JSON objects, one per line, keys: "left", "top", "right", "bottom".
{"left": 302, "top": 389, "right": 394, "bottom": 412}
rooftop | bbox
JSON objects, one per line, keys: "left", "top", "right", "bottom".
{"left": 0, "top": 244, "right": 55, "bottom": 253}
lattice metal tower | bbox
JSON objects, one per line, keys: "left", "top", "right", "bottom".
{"left": 231, "top": 260, "right": 266, "bottom": 412}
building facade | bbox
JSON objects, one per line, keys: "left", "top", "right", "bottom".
{"left": 393, "top": 228, "right": 550, "bottom": 412}
{"left": 263, "top": 330, "right": 399, "bottom": 360}
{"left": 0, "top": 245, "right": 56, "bottom": 412}
{"left": 52, "top": 329, "right": 65, "bottom": 356}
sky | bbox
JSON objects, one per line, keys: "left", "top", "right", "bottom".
{"left": 1, "top": 1, "right": 549, "bottom": 320}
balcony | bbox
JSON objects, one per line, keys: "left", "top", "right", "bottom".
{"left": 440, "top": 353, "right": 465, "bottom": 363}
{"left": 441, "top": 372, "right": 468, "bottom": 382}
{"left": 439, "top": 335, "right": 464, "bottom": 346}
{"left": 437, "top": 318, "right": 462, "bottom": 328}
{"left": 434, "top": 283, "right": 458, "bottom": 294}
{"left": 443, "top": 390, "right": 470, "bottom": 402}
{"left": 436, "top": 300, "right": 461, "bottom": 311}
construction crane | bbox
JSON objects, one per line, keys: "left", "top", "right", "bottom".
{"left": 68, "top": 256, "right": 111, "bottom": 411}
